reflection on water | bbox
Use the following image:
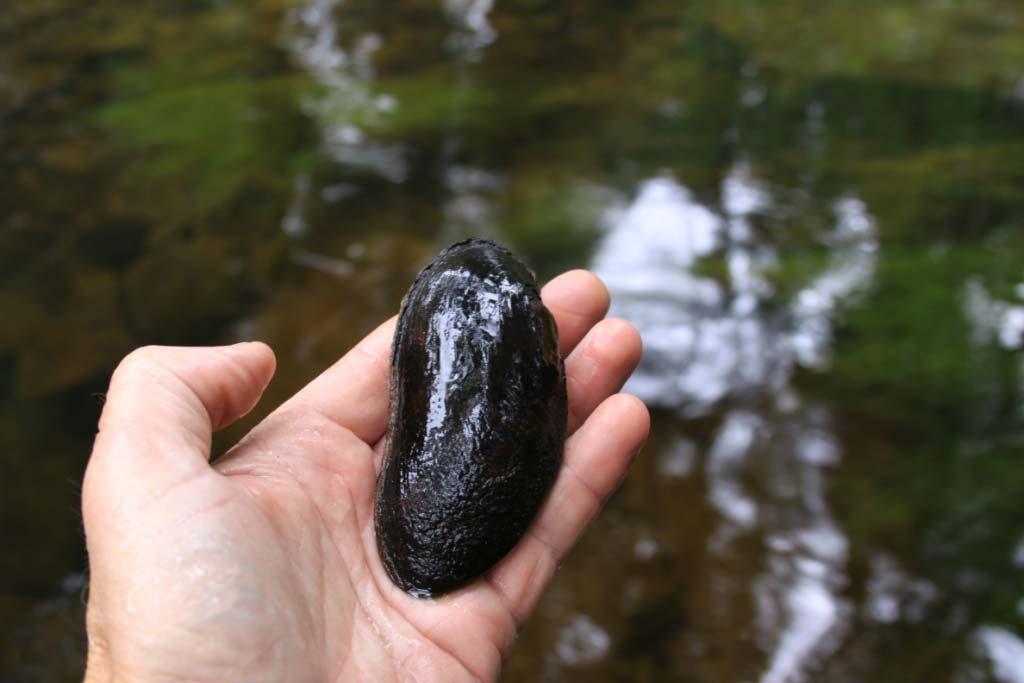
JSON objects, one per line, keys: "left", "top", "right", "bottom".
{"left": 553, "top": 614, "right": 611, "bottom": 668}
{"left": 591, "top": 169, "right": 875, "bottom": 681}
{"left": 863, "top": 553, "right": 937, "bottom": 626}
{"left": 3, "top": 0, "right": 1024, "bottom": 680}
{"left": 746, "top": 407, "right": 849, "bottom": 683}
{"left": 443, "top": 0, "right": 496, "bottom": 55}
{"left": 286, "top": 0, "right": 405, "bottom": 182}
{"left": 442, "top": 166, "right": 503, "bottom": 242}
{"left": 965, "top": 278, "right": 1024, "bottom": 351}
{"left": 970, "top": 627, "right": 1024, "bottom": 683}
{"left": 594, "top": 166, "right": 877, "bottom": 414}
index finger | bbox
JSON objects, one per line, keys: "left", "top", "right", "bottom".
{"left": 270, "top": 269, "right": 611, "bottom": 445}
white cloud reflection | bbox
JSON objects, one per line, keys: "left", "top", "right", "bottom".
{"left": 444, "top": 0, "right": 496, "bottom": 55}
{"left": 284, "top": 0, "right": 408, "bottom": 182}
{"left": 965, "top": 277, "right": 1024, "bottom": 351}
{"left": 706, "top": 411, "right": 761, "bottom": 530}
{"left": 594, "top": 169, "right": 877, "bottom": 416}
{"left": 863, "top": 554, "right": 937, "bottom": 625}
{"left": 592, "top": 165, "right": 879, "bottom": 682}
{"left": 554, "top": 614, "right": 612, "bottom": 667}
{"left": 1014, "top": 537, "right": 1024, "bottom": 568}
{"left": 973, "top": 627, "right": 1024, "bottom": 683}
{"left": 284, "top": 0, "right": 502, "bottom": 242}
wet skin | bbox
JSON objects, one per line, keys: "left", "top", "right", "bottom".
{"left": 376, "top": 239, "right": 567, "bottom": 597}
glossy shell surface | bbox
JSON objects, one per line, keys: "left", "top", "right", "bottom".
{"left": 375, "top": 239, "right": 567, "bottom": 597}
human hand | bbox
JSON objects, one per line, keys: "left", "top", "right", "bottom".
{"left": 82, "top": 270, "right": 649, "bottom": 683}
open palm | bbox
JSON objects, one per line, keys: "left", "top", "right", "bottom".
{"left": 82, "top": 270, "right": 648, "bottom": 683}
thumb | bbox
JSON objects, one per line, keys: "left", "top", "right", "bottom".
{"left": 84, "top": 343, "right": 275, "bottom": 515}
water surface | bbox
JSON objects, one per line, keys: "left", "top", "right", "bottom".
{"left": 2, "top": 1, "right": 1024, "bottom": 680}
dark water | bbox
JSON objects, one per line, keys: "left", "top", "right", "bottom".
{"left": 3, "top": 0, "right": 1024, "bottom": 680}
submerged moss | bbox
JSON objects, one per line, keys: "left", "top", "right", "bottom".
{"left": 705, "top": 0, "right": 1024, "bottom": 90}
{"left": 96, "top": 76, "right": 311, "bottom": 209}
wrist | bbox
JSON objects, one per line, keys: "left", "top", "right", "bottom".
{"left": 83, "top": 601, "right": 113, "bottom": 683}
{"left": 83, "top": 651, "right": 112, "bottom": 683}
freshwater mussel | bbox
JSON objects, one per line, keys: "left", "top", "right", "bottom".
{"left": 375, "top": 239, "right": 567, "bottom": 597}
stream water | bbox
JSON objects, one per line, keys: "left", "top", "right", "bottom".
{"left": 2, "top": 1, "right": 1024, "bottom": 680}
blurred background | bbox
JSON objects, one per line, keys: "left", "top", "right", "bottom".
{"left": 3, "top": 0, "right": 1024, "bottom": 680}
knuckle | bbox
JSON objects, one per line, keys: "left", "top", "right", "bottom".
{"left": 604, "top": 316, "right": 640, "bottom": 342}
{"left": 114, "top": 345, "right": 163, "bottom": 378}
{"left": 589, "top": 318, "right": 640, "bottom": 364}
{"left": 214, "top": 348, "right": 261, "bottom": 393}
{"left": 111, "top": 346, "right": 187, "bottom": 393}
